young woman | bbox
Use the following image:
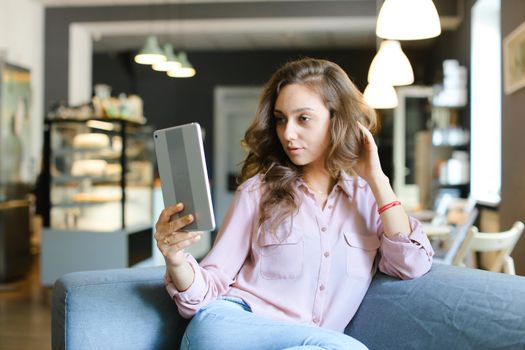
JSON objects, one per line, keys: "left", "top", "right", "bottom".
{"left": 155, "top": 58, "right": 434, "bottom": 350}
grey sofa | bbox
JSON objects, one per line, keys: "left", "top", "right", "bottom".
{"left": 52, "top": 263, "right": 525, "bottom": 350}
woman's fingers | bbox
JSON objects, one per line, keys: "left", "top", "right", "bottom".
{"left": 154, "top": 215, "right": 196, "bottom": 244}
{"left": 169, "top": 213, "right": 194, "bottom": 232}
{"left": 356, "top": 121, "right": 372, "bottom": 140}
{"left": 163, "top": 231, "right": 203, "bottom": 247}
{"left": 157, "top": 203, "right": 185, "bottom": 225}
{"left": 356, "top": 121, "right": 377, "bottom": 149}
{"left": 157, "top": 232, "right": 203, "bottom": 254}
{"left": 154, "top": 203, "right": 203, "bottom": 261}
{"left": 155, "top": 213, "right": 194, "bottom": 240}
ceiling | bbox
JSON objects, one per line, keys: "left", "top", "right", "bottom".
{"left": 39, "top": 0, "right": 368, "bottom": 6}
{"left": 84, "top": 17, "right": 378, "bottom": 52}
{"left": 40, "top": 0, "right": 462, "bottom": 52}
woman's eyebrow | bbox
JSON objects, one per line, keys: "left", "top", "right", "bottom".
{"left": 273, "top": 107, "right": 315, "bottom": 115}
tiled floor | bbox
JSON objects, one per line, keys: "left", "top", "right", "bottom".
{"left": 0, "top": 256, "right": 51, "bottom": 350}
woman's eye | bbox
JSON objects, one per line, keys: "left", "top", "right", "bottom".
{"left": 299, "top": 115, "right": 311, "bottom": 122}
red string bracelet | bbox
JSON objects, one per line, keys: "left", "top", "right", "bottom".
{"left": 378, "top": 201, "right": 401, "bottom": 215}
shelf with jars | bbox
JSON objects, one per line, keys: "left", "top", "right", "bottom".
{"left": 393, "top": 85, "right": 470, "bottom": 211}
{"left": 429, "top": 107, "right": 470, "bottom": 200}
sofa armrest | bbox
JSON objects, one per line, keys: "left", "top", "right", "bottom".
{"left": 346, "top": 263, "right": 525, "bottom": 350}
{"left": 52, "top": 266, "right": 187, "bottom": 350}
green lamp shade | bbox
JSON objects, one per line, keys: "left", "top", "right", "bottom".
{"left": 134, "top": 36, "right": 167, "bottom": 65}
{"left": 167, "top": 52, "right": 196, "bottom": 78}
{"left": 152, "top": 43, "right": 182, "bottom": 71}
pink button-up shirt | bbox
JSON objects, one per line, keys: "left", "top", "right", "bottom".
{"left": 165, "top": 172, "right": 434, "bottom": 332}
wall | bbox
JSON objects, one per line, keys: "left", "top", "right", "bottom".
{"left": 0, "top": 0, "right": 44, "bottom": 178}
{"left": 500, "top": 0, "right": 525, "bottom": 275}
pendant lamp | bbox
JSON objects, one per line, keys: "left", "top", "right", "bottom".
{"left": 134, "top": 36, "right": 166, "bottom": 65}
{"left": 152, "top": 44, "right": 182, "bottom": 72}
{"left": 167, "top": 52, "right": 196, "bottom": 78}
{"left": 376, "top": 0, "right": 441, "bottom": 40}
{"left": 363, "top": 82, "right": 398, "bottom": 109}
{"left": 368, "top": 40, "right": 414, "bottom": 86}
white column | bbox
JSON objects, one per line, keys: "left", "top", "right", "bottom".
{"left": 69, "top": 23, "right": 92, "bottom": 106}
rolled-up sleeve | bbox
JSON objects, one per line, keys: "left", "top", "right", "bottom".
{"left": 378, "top": 216, "right": 434, "bottom": 280}
{"left": 164, "top": 253, "right": 207, "bottom": 302}
{"left": 163, "top": 179, "right": 258, "bottom": 318}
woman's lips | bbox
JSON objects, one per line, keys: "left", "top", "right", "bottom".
{"left": 287, "top": 147, "right": 303, "bottom": 155}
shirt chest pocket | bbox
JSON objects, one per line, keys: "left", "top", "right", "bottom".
{"left": 343, "top": 231, "right": 380, "bottom": 279}
{"left": 258, "top": 229, "right": 304, "bottom": 280}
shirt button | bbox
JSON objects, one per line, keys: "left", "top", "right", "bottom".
{"left": 321, "top": 227, "right": 327, "bottom": 232}
{"left": 312, "top": 316, "right": 319, "bottom": 323}
{"left": 324, "top": 251, "right": 330, "bottom": 258}
{"left": 319, "top": 284, "right": 325, "bottom": 291}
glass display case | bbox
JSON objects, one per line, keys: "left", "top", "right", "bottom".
{"left": 40, "top": 117, "right": 154, "bottom": 285}
{"left": 0, "top": 61, "right": 33, "bottom": 282}
{"left": 42, "top": 118, "right": 153, "bottom": 231}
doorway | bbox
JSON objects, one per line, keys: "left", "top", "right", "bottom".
{"left": 213, "top": 86, "right": 261, "bottom": 228}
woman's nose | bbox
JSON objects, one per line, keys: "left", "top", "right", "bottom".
{"left": 283, "top": 122, "right": 297, "bottom": 141}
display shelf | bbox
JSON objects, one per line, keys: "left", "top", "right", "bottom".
{"left": 40, "top": 117, "right": 155, "bottom": 285}
{"left": 51, "top": 175, "right": 121, "bottom": 184}
{"left": 42, "top": 117, "right": 154, "bottom": 229}
{"left": 429, "top": 107, "right": 470, "bottom": 206}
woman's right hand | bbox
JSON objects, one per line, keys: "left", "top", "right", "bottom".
{"left": 154, "top": 203, "right": 203, "bottom": 267}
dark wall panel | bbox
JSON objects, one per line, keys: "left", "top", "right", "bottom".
{"left": 500, "top": 0, "right": 525, "bottom": 275}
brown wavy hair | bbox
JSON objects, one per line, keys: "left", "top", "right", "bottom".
{"left": 239, "top": 58, "right": 377, "bottom": 234}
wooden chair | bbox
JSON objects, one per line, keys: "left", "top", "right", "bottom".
{"left": 453, "top": 221, "right": 524, "bottom": 275}
{"left": 432, "top": 208, "right": 478, "bottom": 265}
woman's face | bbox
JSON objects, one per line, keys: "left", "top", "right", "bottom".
{"left": 274, "top": 83, "right": 331, "bottom": 172}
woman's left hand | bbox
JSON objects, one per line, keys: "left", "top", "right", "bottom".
{"left": 353, "top": 121, "right": 386, "bottom": 184}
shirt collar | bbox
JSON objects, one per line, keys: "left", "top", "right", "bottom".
{"left": 337, "top": 171, "right": 367, "bottom": 197}
{"left": 295, "top": 171, "right": 367, "bottom": 197}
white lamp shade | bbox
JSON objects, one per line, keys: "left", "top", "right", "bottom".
{"left": 368, "top": 40, "right": 414, "bottom": 86}
{"left": 363, "top": 82, "right": 398, "bottom": 109}
{"left": 134, "top": 36, "right": 166, "bottom": 65}
{"left": 376, "top": 0, "right": 441, "bottom": 40}
{"left": 167, "top": 52, "right": 196, "bottom": 78}
{"left": 152, "top": 43, "right": 182, "bottom": 71}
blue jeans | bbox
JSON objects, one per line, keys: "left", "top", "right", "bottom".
{"left": 180, "top": 297, "right": 368, "bottom": 350}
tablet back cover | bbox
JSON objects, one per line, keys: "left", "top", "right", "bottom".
{"left": 154, "top": 123, "right": 215, "bottom": 231}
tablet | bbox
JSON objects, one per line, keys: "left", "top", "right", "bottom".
{"left": 153, "top": 123, "right": 216, "bottom": 231}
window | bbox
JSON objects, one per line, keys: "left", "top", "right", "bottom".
{"left": 470, "top": 0, "right": 501, "bottom": 206}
